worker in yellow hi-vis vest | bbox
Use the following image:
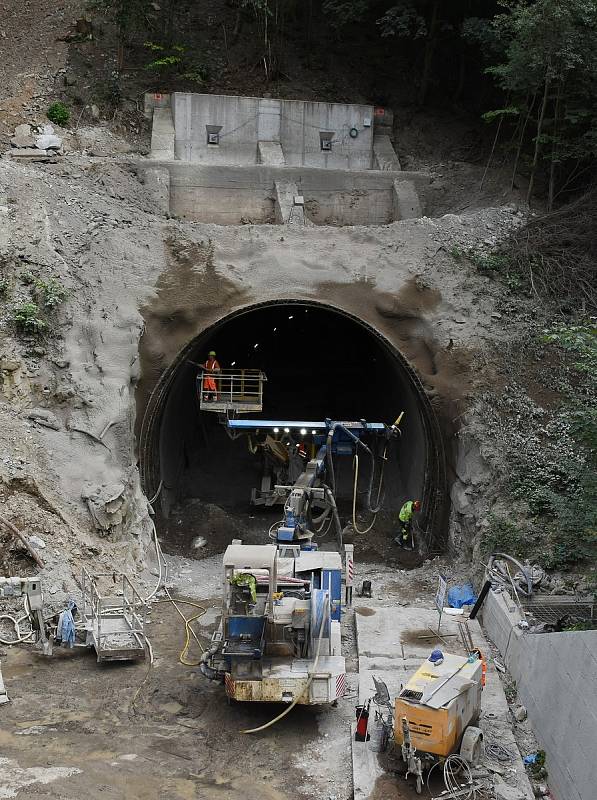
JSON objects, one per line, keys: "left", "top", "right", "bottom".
{"left": 395, "top": 499, "right": 421, "bottom": 549}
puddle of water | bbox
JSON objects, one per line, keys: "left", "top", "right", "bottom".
{"left": 190, "top": 774, "right": 289, "bottom": 800}
{"left": 354, "top": 607, "right": 376, "bottom": 616}
{"left": 400, "top": 628, "right": 445, "bottom": 647}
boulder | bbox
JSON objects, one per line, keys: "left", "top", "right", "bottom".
{"left": 11, "top": 123, "right": 34, "bottom": 148}
{"left": 35, "top": 124, "right": 62, "bottom": 151}
{"left": 514, "top": 705, "right": 527, "bottom": 722}
{"left": 81, "top": 482, "right": 128, "bottom": 534}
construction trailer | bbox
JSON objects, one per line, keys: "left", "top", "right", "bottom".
{"left": 202, "top": 543, "right": 346, "bottom": 704}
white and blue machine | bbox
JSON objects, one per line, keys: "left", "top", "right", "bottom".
{"left": 201, "top": 543, "right": 346, "bottom": 704}
{"left": 199, "top": 412, "right": 401, "bottom": 705}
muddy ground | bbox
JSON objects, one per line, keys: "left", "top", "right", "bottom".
{"left": 0, "top": 549, "right": 471, "bottom": 800}
{"left": 0, "top": 597, "right": 351, "bottom": 800}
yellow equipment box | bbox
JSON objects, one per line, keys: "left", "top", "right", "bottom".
{"left": 395, "top": 652, "right": 482, "bottom": 758}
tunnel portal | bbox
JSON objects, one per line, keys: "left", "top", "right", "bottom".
{"left": 139, "top": 300, "right": 447, "bottom": 553}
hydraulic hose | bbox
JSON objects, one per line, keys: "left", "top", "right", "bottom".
{"left": 241, "top": 594, "right": 330, "bottom": 734}
{"left": 326, "top": 422, "right": 383, "bottom": 515}
{"left": 351, "top": 441, "right": 388, "bottom": 535}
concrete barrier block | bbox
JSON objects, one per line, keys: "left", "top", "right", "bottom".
{"left": 150, "top": 107, "right": 175, "bottom": 160}
{"left": 373, "top": 134, "right": 401, "bottom": 171}
{"left": 258, "top": 141, "right": 286, "bottom": 166}
{"left": 392, "top": 179, "right": 422, "bottom": 219}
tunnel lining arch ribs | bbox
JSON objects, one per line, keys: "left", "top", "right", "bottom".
{"left": 138, "top": 299, "right": 448, "bottom": 551}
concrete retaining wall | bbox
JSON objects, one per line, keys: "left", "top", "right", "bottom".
{"left": 481, "top": 590, "right": 597, "bottom": 800}
{"left": 171, "top": 93, "right": 374, "bottom": 170}
{"left": 146, "top": 162, "right": 429, "bottom": 225}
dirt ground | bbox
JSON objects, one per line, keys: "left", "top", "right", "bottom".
{"left": 0, "top": 596, "right": 352, "bottom": 800}
{"left": 0, "top": 548, "right": 475, "bottom": 800}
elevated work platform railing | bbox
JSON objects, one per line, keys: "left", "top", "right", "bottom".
{"left": 81, "top": 568, "right": 147, "bottom": 662}
{"left": 198, "top": 369, "right": 266, "bottom": 413}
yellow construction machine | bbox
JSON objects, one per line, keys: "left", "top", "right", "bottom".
{"left": 394, "top": 650, "right": 484, "bottom": 793}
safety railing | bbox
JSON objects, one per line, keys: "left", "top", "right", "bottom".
{"left": 198, "top": 369, "right": 266, "bottom": 413}
{"left": 81, "top": 568, "right": 147, "bottom": 659}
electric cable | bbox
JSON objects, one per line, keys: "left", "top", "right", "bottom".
{"left": 0, "top": 612, "right": 34, "bottom": 645}
{"left": 241, "top": 594, "right": 330, "bottom": 734}
{"left": 144, "top": 517, "right": 165, "bottom": 603}
{"left": 443, "top": 754, "right": 476, "bottom": 799}
{"left": 147, "top": 479, "right": 163, "bottom": 506}
{"left": 157, "top": 590, "right": 207, "bottom": 666}
{"left": 484, "top": 738, "right": 515, "bottom": 763}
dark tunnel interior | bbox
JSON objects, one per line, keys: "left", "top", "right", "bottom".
{"left": 145, "top": 302, "right": 443, "bottom": 553}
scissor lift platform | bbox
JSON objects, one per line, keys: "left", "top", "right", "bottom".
{"left": 81, "top": 569, "right": 147, "bottom": 662}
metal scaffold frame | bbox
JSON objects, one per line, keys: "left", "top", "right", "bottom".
{"left": 81, "top": 568, "right": 147, "bottom": 662}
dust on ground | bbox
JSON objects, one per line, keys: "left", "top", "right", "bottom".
{"left": 0, "top": 599, "right": 350, "bottom": 800}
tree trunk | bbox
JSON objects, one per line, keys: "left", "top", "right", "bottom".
{"left": 453, "top": 51, "right": 466, "bottom": 103}
{"left": 418, "top": 0, "right": 440, "bottom": 106}
{"left": 548, "top": 84, "right": 562, "bottom": 211}
{"left": 511, "top": 93, "right": 535, "bottom": 192}
{"left": 527, "top": 71, "right": 551, "bottom": 205}
{"left": 480, "top": 114, "right": 504, "bottom": 190}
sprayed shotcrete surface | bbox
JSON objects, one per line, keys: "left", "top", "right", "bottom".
{"left": 0, "top": 156, "right": 525, "bottom": 594}
{"left": 0, "top": 154, "right": 529, "bottom": 799}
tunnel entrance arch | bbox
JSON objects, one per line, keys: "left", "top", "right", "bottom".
{"left": 138, "top": 299, "right": 447, "bottom": 552}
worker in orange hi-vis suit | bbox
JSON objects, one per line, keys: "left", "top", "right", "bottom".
{"left": 202, "top": 350, "right": 221, "bottom": 402}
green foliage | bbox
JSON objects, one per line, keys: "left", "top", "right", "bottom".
{"left": 143, "top": 42, "right": 208, "bottom": 84}
{"left": 468, "top": 250, "right": 510, "bottom": 273}
{"left": 481, "top": 107, "right": 519, "bottom": 124}
{"left": 10, "top": 276, "right": 68, "bottom": 339}
{"left": 450, "top": 245, "right": 465, "bottom": 260}
{"left": 483, "top": 324, "right": 597, "bottom": 569}
{"left": 322, "top": 0, "right": 369, "bottom": 28}
{"left": 377, "top": 3, "right": 428, "bottom": 39}
{"left": 11, "top": 303, "right": 48, "bottom": 337}
{"left": 35, "top": 278, "right": 69, "bottom": 309}
{"left": 19, "top": 271, "right": 35, "bottom": 285}
{"left": 46, "top": 102, "right": 70, "bottom": 126}
{"left": 542, "top": 324, "right": 597, "bottom": 375}
{"left": 470, "top": 0, "right": 597, "bottom": 202}
{"left": 453, "top": 247, "right": 525, "bottom": 292}
{"left": 483, "top": 517, "right": 529, "bottom": 560}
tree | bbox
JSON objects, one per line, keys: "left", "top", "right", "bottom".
{"left": 478, "top": 0, "right": 597, "bottom": 206}
{"left": 322, "top": 0, "right": 496, "bottom": 106}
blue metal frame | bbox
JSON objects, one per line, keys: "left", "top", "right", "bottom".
{"left": 227, "top": 419, "right": 386, "bottom": 432}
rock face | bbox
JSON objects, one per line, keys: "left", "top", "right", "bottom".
{"left": 27, "top": 408, "right": 61, "bottom": 431}
{"left": 81, "top": 482, "right": 128, "bottom": 534}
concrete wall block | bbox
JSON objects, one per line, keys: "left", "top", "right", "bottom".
{"left": 373, "top": 134, "right": 401, "bottom": 171}
{"left": 150, "top": 107, "right": 175, "bottom": 160}
{"left": 170, "top": 93, "right": 374, "bottom": 170}
{"left": 273, "top": 180, "right": 298, "bottom": 224}
{"left": 143, "top": 167, "right": 170, "bottom": 216}
{"left": 392, "top": 179, "right": 422, "bottom": 220}
{"left": 144, "top": 92, "right": 171, "bottom": 120}
{"left": 149, "top": 162, "right": 431, "bottom": 225}
{"left": 257, "top": 141, "right": 286, "bottom": 166}
{"left": 482, "top": 589, "right": 597, "bottom": 800}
